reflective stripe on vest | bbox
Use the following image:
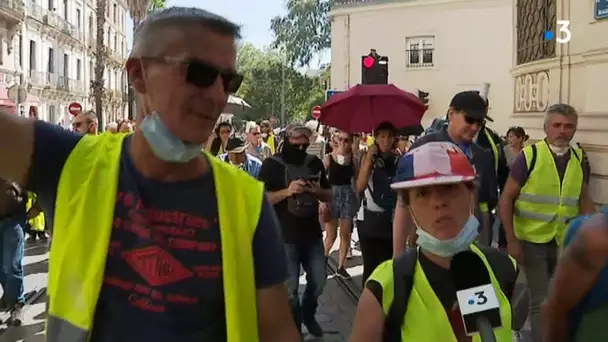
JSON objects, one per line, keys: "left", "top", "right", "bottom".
{"left": 368, "top": 244, "right": 513, "bottom": 341}
{"left": 483, "top": 128, "right": 499, "bottom": 173}
{"left": 513, "top": 141, "right": 583, "bottom": 244}
{"left": 47, "top": 133, "right": 263, "bottom": 342}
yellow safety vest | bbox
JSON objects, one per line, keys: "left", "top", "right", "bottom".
{"left": 47, "top": 133, "right": 262, "bottom": 342}
{"left": 267, "top": 134, "right": 276, "bottom": 154}
{"left": 368, "top": 245, "right": 513, "bottom": 341}
{"left": 483, "top": 128, "right": 499, "bottom": 173}
{"left": 26, "top": 193, "right": 45, "bottom": 232}
{"left": 514, "top": 140, "right": 583, "bottom": 244}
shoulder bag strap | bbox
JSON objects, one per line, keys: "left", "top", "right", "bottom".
{"left": 383, "top": 248, "right": 417, "bottom": 342}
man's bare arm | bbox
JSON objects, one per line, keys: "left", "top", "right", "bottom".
{"left": 257, "top": 284, "right": 301, "bottom": 342}
{"left": 498, "top": 176, "right": 521, "bottom": 243}
{"left": 267, "top": 188, "right": 290, "bottom": 205}
{"left": 542, "top": 214, "right": 608, "bottom": 342}
{"left": 579, "top": 184, "right": 596, "bottom": 215}
{"left": 0, "top": 114, "right": 34, "bottom": 185}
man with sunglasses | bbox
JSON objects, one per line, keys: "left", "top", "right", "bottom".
{"left": 72, "top": 111, "right": 98, "bottom": 135}
{"left": 393, "top": 91, "right": 497, "bottom": 255}
{"left": 0, "top": 7, "right": 299, "bottom": 342}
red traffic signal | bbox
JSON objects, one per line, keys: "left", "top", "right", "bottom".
{"left": 363, "top": 56, "right": 375, "bottom": 68}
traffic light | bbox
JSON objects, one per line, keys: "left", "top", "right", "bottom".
{"left": 418, "top": 90, "right": 430, "bottom": 104}
{"left": 361, "top": 49, "right": 388, "bottom": 84}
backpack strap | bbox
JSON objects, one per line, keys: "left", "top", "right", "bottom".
{"left": 527, "top": 144, "right": 538, "bottom": 176}
{"left": 383, "top": 248, "right": 417, "bottom": 342}
{"left": 383, "top": 247, "right": 516, "bottom": 342}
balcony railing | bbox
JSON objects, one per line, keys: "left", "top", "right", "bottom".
{"left": 0, "top": 0, "right": 25, "bottom": 16}
{"left": 28, "top": 2, "right": 45, "bottom": 22}
{"left": 332, "top": 0, "right": 405, "bottom": 8}
{"left": 29, "top": 70, "right": 45, "bottom": 87}
{"left": 56, "top": 75, "right": 69, "bottom": 90}
{"left": 406, "top": 48, "right": 434, "bottom": 68}
{"left": 0, "top": 68, "right": 17, "bottom": 85}
{"left": 68, "top": 78, "right": 85, "bottom": 93}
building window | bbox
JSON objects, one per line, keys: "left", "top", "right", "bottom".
{"left": 63, "top": 0, "right": 67, "bottom": 19}
{"left": 113, "top": 3, "right": 117, "bottom": 23}
{"left": 48, "top": 104, "right": 56, "bottom": 123}
{"left": 516, "top": 0, "right": 556, "bottom": 65}
{"left": 89, "top": 60, "right": 93, "bottom": 81}
{"left": 76, "top": 58, "right": 81, "bottom": 80}
{"left": 47, "top": 0, "right": 53, "bottom": 10}
{"left": 29, "top": 40, "right": 36, "bottom": 73}
{"left": 405, "top": 36, "right": 434, "bottom": 68}
{"left": 0, "top": 41, "right": 4, "bottom": 66}
{"left": 76, "top": 8, "right": 81, "bottom": 28}
{"left": 47, "top": 48, "right": 54, "bottom": 73}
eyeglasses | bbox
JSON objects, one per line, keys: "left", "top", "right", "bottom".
{"left": 219, "top": 129, "right": 231, "bottom": 135}
{"left": 251, "top": 132, "right": 260, "bottom": 136}
{"left": 464, "top": 116, "right": 485, "bottom": 126}
{"left": 72, "top": 121, "right": 90, "bottom": 128}
{"left": 143, "top": 56, "right": 244, "bottom": 93}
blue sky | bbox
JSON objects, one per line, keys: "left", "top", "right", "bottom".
{"left": 126, "top": 0, "right": 329, "bottom": 67}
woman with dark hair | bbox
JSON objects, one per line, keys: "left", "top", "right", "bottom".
{"left": 205, "top": 122, "right": 232, "bottom": 156}
{"left": 504, "top": 126, "right": 528, "bottom": 167}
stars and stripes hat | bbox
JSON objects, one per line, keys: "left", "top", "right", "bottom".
{"left": 391, "top": 141, "right": 476, "bottom": 189}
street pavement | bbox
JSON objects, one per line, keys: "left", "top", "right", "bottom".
{"left": 0, "top": 242, "right": 48, "bottom": 342}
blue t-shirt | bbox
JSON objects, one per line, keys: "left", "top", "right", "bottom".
{"left": 28, "top": 122, "right": 287, "bottom": 342}
{"left": 564, "top": 208, "right": 608, "bottom": 340}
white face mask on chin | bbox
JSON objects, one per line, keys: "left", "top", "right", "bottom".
{"left": 548, "top": 144, "right": 569, "bottom": 156}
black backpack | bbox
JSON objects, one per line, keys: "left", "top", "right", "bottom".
{"left": 383, "top": 246, "right": 517, "bottom": 342}
{"left": 272, "top": 155, "right": 319, "bottom": 217}
{"left": 367, "top": 156, "right": 398, "bottom": 210}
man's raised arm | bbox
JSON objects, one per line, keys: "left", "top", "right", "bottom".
{"left": 0, "top": 113, "right": 35, "bottom": 185}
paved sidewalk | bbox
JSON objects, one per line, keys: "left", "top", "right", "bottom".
{"left": 0, "top": 242, "right": 49, "bottom": 342}
{"left": 300, "top": 274, "right": 357, "bottom": 341}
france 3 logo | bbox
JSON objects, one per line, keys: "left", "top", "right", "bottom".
{"left": 544, "top": 20, "right": 572, "bottom": 44}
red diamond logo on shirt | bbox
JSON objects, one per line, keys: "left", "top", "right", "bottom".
{"left": 122, "top": 246, "right": 193, "bottom": 286}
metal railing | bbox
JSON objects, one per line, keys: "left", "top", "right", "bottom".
{"left": 0, "top": 0, "right": 25, "bottom": 14}
{"left": 406, "top": 48, "right": 434, "bottom": 68}
{"left": 29, "top": 70, "right": 45, "bottom": 87}
{"left": 68, "top": 78, "right": 85, "bottom": 93}
{"left": 27, "top": 2, "right": 44, "bottom": 22}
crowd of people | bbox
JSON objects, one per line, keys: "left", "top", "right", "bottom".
{"left": 0, "top": 6, "right": 605, "bottom": 342}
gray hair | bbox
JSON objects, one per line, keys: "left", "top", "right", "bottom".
{"left": 130, "top": 7, "right": 241, "bottom": 58}
{"left": 245, "top": 121, "right": 259, "bottom": 133}
{"left": 544, "top": 103, "right": 578, "bottom": 127}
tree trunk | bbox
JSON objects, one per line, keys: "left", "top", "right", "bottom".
{"left": 94, "top": 0, "right": 107, "bottom": 131}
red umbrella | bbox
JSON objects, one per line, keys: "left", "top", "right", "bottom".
{"left": 320, "top": 84, "right": 427, "bottom": 133}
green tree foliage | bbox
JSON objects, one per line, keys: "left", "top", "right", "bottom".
{"left": 236, "top": 43, "right": 325, "bottom": 123}
{"left": 270, "top": 0, "right": 332, "bottom": 67}
{"left": 148, "top": 0, "right": 165, "bottom": 12}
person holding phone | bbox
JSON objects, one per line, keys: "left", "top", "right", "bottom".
{"left": 349, "top": 142, "right": 518, "bottom": 342}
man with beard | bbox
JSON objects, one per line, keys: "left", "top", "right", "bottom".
{"left": 258, "top": 124, "right": 332, "bottom": 338}
{"left": 0, "top": 7, "right": 299, "bottom": 342}
{"left": 500, "top": 103, "right": 594, "bottom": 342}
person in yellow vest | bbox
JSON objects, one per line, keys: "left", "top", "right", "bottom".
{"left": 499, "top": 103, "right": 595, "bottom": 342}
{"left": 0, "top": 7, "right": 300, "bottom": 342}
{"left": 350, "top": 142, "right": 518, "bottom": 342}
{"left": 25, "top": 192, "right": 46, "bottom": 242}
{"left": 260, "top": 120, "right": 277, "bottom": 154}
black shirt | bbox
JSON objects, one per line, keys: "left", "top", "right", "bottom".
{"left": 258, "top": 155, "right": 331, "bottom": 244}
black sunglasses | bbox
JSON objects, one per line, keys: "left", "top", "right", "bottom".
{"left": 144, "top": 57, "right": 243, "bottom": 93}
{"left": 464, "top": 116, "right": 485, "bottom": 126}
